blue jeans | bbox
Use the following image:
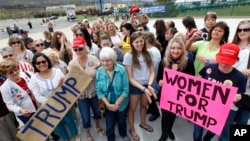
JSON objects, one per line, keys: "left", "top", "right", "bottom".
{"left": 105, "top": 109, "right": 127, "bottom": 141}
{"left": 17, "top": 113, "right": 34, "bottom": 124}
{"left": 78, "top": 96, "right": 101, "bottom": 129}
{"left": 219, "top": 110, "right": 237, "bottom": 141}
{"left": 235, "top": 109, "right": 250, "bottom": 124}
{"left": 54, "top": 110, "right": 78, "bottom": 140}
{"left": 193, "top": 124, "right": 215, "bottom": 141}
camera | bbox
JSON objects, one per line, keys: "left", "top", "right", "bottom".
{"left": 201, "top": 32, "right": 208, "bottom": 41}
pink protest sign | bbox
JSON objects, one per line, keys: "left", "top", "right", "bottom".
{"left": 160, "top": 68, "right": 238, "bottom": 136}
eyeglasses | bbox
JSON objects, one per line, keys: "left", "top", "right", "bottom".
{"left": 237, "top": 28, "right": 250, "bottom": 33}
{"left": 137, "top": 29, "right": 144, "bottom": 31}
{"left": 2, "top": 54, "right": 14, "bottom": 59}
{"left": 11, "top": 41, "right": 21, "bottom": 45}
{"left": 73, "top": 47, "right": 85, "bottom": 52}
{"left": 36, "top": 60, "right": 47, "bottom": 65}
{"left": 7, "top": 68, "right": 19, "bottom": 75}
{"left": 75, "top": 33, "right": 83, "bottom": 37}
{"left": 35, "top": 43, "right": 44, "bottom": 47}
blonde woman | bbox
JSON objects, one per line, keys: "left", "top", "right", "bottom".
{"left": 8, "top": 36, "right": 34, "bottom": 63}
{"left": 43, "top": 30, "right": 52, "bottom": 48}
{"left": 106, "top": 22, "right": 122, "bottom": 48}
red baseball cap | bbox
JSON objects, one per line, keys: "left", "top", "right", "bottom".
{"left": 73, "top": 37, "right": 86, "bottom": 48}
{"left": 216, "top": 43, "right": 239, "bottom": 65}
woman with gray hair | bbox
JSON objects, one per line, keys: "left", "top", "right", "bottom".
{"left": 96, "top": 47, "right": 131, "bottom": 141}
{"left": 0, "top": 46, "right": 34, "bottom": 74}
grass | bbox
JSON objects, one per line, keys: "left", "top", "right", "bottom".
{"left": 177, "top": 5, "right": 250, "bottom": 17}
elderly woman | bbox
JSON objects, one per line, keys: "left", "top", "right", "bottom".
{"left": 0, "top": 46, "right": 34, "bottom": 74}
{"left": 96, "top": 47, "right": 130, "bottom": 141}
{"left": 68, "top": 37, "right": 104, "bottom": 141}
{"left": 42, "top": 48, "right": 68, "bottom": 75}
{"left": 8, "top": 36, "right": 34, "bottom": 63}
{"left": 0, "top": 60, "right": 37, "bottom": 124}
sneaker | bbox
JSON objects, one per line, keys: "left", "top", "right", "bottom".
{"left": 123, "top": 136, "right": 131, "bottom": 141}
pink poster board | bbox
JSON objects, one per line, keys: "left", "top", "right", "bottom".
{"left": 160, "top": 68, "right": 238, "bottom": 136}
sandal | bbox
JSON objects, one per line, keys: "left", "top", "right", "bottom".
{"left": 95, "top": 127, "right": 105, "bottom": 137}
{"left": 139, "top": 124, "right": 153, "bottom": 132}
{"left": 129, "top": 130, "right": 140, "bottom": 141}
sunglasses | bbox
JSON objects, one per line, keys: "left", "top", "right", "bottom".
{"left": 73, "top": 47, "right": 84, "bottom": 52}
{"left": 7, "top": 68, "right": 19, "bottom": 75}
{"left": 11, "top": 41, "right": 21, "bottom": 45}
{"left": 237, "top": 28, "right": 250, "bottom": 33}
{"left": 36, "top": 60, "right": 47, "bottom": 65}
{"left": 137, "top": 29, "right": 144, "bottom": 31}
{"left": 75, "top": 33, "right": 83, "bottom": 37}
{"left": 35, "top": 43, "right": 44, "bottom": 47}
{"left": 3, "top": 54, "right": 14, "bottom": 59}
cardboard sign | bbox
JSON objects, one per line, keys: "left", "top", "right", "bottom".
{"left": 17, "top": 67, "right": 92, "bottom": 141}
{"left": 160, "top": 68, "right": 238, "bottom": 136}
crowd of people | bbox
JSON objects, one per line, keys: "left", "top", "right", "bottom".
{"left": 0, "top": 11, "right": 250, "bottom": 141}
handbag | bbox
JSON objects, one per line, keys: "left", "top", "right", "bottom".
{"left": 98, "top": 73, "right": 115, "bottom": 112}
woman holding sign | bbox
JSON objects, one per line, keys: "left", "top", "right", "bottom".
{"left": 123, "top": 32, "right": 157, "bottom": 141}
{"left": 158, "top": 37, "right": 195, "bottom": 141}
{"left": 30, "top": 53, "right": 80, "bottom": 141}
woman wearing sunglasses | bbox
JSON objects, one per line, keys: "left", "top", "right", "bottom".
{"left": 0, "top": 46, "right": 34, "bottom": 74}
{"left": 68, "top": 37, "right": 104, "bottom": 141}
{"left": 34, "top": 39, "right": 45, "bottom": 53}
{"left": 0, "top": 60, "right": 37, "bottom": 124}
{"left": 232, "top": 20, "right": 250, "bottom": 125}
{"left": 8, "top": 36, "right": 34, "bottom": 63}
{"left": 29, "top": 53, "right": 80, "bottom": 141}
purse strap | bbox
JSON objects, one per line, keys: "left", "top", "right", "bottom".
{"left": 247, "top": 51, "right": 250, "bottom": 69}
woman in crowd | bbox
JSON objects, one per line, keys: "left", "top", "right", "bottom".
{"left": 144, "top": 32, "right": 161, "bottom": 121}
{"left": 30, "top": 53, "right": 80, "bottom": 141}
{"left": 92, "top": 21, "right": 103, "bottom": 32}
{"left": 43, "top": 30, "right": 53, "bottom": 48}
{"left": 75, "top": 26, "right": 99, "bottom": 56}
{"left": 0, "top": 46, "right": 34, "bottom": 73}
{"left": 154, "top": 20, "right": 168, "bottom": 58}
{"left": 185, "top": 21, "right": 230, "bottom": 76}
{"left": 182, "top": 16, "right": 198, "bottom": 40}
{"left": 68, "top": 37, "right": 104, "bottom": 141}
{"left": 42, "top": 48, "right": 68, "bottom": 75}
{"left": 123, "top": 32, "right": 157, "bottom": 141}
{"left": 232, "top": 20, "right": 250, "bottom": 125}
{"left": 92, "top": 30, "right": 102, "bottom": 48}
{"left": 0, "top": 60, "right": 37, "bottom": 124}
{"left": 51, "top": 31, "right": 73, "bottom": 65}
{"left": 82, "top": 19, "right": 93, "bottom": 35}
{"left": 95, "top": 34, "right": 124, "bottom": 65}
{"left": 106, "top": 22, "right": 122, "bottom": 48}
{"left": 8, "top": 36, "right": 34, "bottom": 63}
{"left": 158, "top": 38, "right": 195, "bottom": 141}
{"left": 200, "top": 12, "right": 217, "bottom": 34}
{"left": 96, "top": 47, "right": 131, "bottom": 141}
{"left": 121, "top": 23, "right": 136, "bottom": 53}
{"left": 34, "top": 39, "right": 45, "bottom": 53}
{"left": 130, "top": 14, "right": 149, "bottom": 31}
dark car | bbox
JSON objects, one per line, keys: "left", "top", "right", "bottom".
{"left": 50, "top": 16, "right": 58, "bottom": 20}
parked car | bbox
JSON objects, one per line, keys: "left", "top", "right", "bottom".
{"left": 50, "top": 16, "right": 58, "bottom": 20}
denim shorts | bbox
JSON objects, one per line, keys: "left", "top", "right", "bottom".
{"left": 130, "top": 85, "right": 147, "bottom": 95}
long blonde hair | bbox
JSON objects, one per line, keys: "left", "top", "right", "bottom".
{"left": 164, "top": 38, "right": 188, "bottom": 71}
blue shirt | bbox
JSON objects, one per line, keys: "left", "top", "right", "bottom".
{"left": 96, "top": 63, "right": 129, "bottom": 111}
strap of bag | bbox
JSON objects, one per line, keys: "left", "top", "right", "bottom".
{"left": 247, "top": 51, "right": 250, "bottom": 69}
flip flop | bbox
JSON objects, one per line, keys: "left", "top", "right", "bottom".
{"left": 139, "top": 124, "right": 153, "bottom": 132}
{"left": 129, "top": 130, "right": 140, "bottom": 141}
{"left": 96, "top": 127, "right": 105, "bottom": 137}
